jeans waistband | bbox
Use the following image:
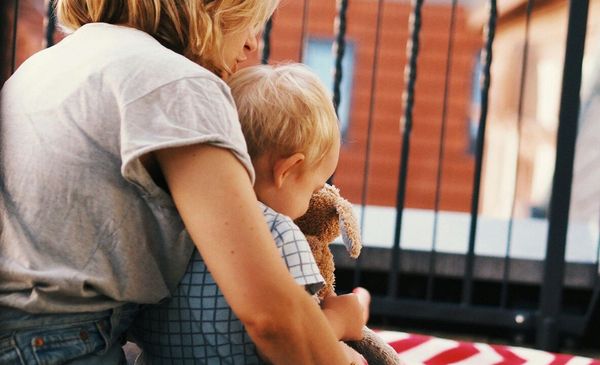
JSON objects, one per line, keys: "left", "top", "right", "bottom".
{"left": 0, "top": 303, "right": 138, "bottom": 332}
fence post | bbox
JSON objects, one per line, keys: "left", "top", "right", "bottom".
{"left": 0, "top": 0, "right": 18, "bottom": 86}
{"left": 463, "top": 0, "right": 497, "bottom": 305}
{"left": 260, "top": 17, "right": 273, "bottom": 65}
{"left": 389, "top": 0, "right": 424, "bottom": 298}
{"left": 536, "top": 0, "right": 589, "bottom": 351}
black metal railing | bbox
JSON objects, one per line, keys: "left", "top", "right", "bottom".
{"left": 390, "top": 0, "right": 424, "bottom": 300}
{"left": 537, "top": 0, "right": 590, "bottom": 350}
{"left": 326, "top": 0, "right": 595, "bottom": 352}
{"left": 463, "top": 0, "right": 497, "bottom": 309}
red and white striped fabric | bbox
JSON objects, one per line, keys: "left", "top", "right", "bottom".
{"left": 376, "top": 331, "right": 600, "bottom": 365}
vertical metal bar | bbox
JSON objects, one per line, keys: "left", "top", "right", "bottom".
{"left": 45, "top": 0, "right": 56, "bottom": 48}
{"left": 501, "top": 0, "right": 534, "bottom": 309}
{"left": 536, "top": 0, "right": 589, "bottom": 351}
{"left": 329, "top": 0, "right": 354, "bottom": 283}
{"left": 0, "top": 0, "right": 17, "bottom": 85}
{"left": 427, "top": 0, "right": 458, "bottom": 301}
{"left": 329, "top": 0, "right": 349, "bottom": 187}
{"left": 585, "top": 212, "right": 600, "bottom": 329}
{"left": 462, "top": 0, "right": 497, "bottom": 305}
{"left": 357, "top": 0, "right": 384, "bottom": 288}
{"left": 583, "top": 217, "right": 600, "bottom": 336}
{"left": 260, "top": 17, "right": 274, "bottom": 65}
{"left": 11, "top": 0, "right": 19, "bottom": 73}
{"left": 298, "top": 0, "right": 310, "bottom": 61}
{"left": 388, "top": 0, "right": 424, "bottom": 298}
{"left": 332, "top": 0, "right": 349, "bottom": 116}
{"left": 583, "top": 280, "right": 600, "bottom": 338}
{"left": 596, "top": 209, "right": 600, "bottom": 289}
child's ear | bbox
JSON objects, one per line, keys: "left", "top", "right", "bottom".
{"left": 273, "top": 153, "right": 305, "bottom": 188}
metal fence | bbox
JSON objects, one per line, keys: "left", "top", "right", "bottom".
{"left": 293, "top": 0, "right": 598, "bottom": 352}
{"left": 2, "top": 0, "right": 598, "bottom": 353}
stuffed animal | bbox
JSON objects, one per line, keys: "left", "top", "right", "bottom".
{"left": 294, "top": 184, "right": 403, "bottom": 365}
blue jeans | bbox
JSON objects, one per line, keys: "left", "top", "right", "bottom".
{"left": 0, "top": 303, "right": 138, "bottom": 365}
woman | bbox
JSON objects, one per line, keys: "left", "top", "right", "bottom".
{"left": 0, "top": 1, "right": 357, "bottom": 363}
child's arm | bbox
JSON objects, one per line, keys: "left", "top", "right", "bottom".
{"left": 155, "top": 144, "right": 350, "bottom": 365}
{"left": 320, "top": 293, "right": 368, "bottom": 341}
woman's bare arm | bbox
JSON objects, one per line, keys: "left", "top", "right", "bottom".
{"left": 155, "top": 144, "right": 350, "bottom": 364}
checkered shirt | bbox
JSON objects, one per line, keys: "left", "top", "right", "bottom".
{"left": 132, "top": 203, "right": 325, "bottom": 364}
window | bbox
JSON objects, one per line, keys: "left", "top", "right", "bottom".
{"left": 303, "top": 38, "right": 355, "bottom": 135}
{"left": 468, "top": 50, "right": 482, "bottom": 154}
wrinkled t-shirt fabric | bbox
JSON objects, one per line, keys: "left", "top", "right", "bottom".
{"left": 0, "top": 22, "right": 255, "bottom": 313}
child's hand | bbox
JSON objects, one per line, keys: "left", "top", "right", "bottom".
{"left": 352, "top": 287, "right": 371, "bottom": 323}
{"left": 321, "top": 293, "right": 366, "bottom": 341}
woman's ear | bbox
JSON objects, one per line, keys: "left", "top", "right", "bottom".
{"left": 273, "top": 153, "right": 305, "bottom": 188}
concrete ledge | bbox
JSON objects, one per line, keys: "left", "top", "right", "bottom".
{"left": 331, "top": 244, "right": 598, "bottom": 288}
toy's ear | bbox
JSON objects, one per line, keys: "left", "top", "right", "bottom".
{"left": 327, "top": 184, "right": 362, "bottom": 258}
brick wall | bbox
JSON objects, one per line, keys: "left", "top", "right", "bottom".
{"left": 245, "top": 1, "right": 482, "bottom": 212}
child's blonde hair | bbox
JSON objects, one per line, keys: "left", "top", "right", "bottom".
{"left": 56, "top": 0, "right": 278, "bottom": 75}
{"left": 228, "top": 63, "right": 339, "bottom": 167}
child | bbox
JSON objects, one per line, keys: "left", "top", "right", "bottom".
{"left": 132, "top": 63, "right": 367, "bottom": 364}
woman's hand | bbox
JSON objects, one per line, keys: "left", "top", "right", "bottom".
{"left": 321, "top": 293, "right": 367, "bottom": 341}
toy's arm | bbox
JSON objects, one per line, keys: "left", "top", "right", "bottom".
{"left": 347, "top": 328, "right": 405, "bottom": 365}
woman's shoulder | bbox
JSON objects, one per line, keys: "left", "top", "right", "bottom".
{"left": 71, "top": 23, "right": 227, "bottom": 97}
{"left": 121, "top": 45, "right": 224, "bottom": 91}
{"left": 117, "top": 50, "right": 227, "bottom": 103}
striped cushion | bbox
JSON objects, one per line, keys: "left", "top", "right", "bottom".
{"left": 376, "top": 331, "right": 600, "bottom": 365}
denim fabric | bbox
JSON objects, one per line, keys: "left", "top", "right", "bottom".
{"left": 0, "top": 304, "right": 138, "bottom": 365}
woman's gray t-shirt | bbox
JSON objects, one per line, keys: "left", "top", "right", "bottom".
{"left": 0, "top": 23, "right": 254, "bottom": 313}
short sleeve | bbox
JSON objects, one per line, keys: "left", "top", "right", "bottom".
{"left": 119, "top": 76, "right": 255, "bottom": 199}
{"left": 261, "top": 205, "right": 325, "bottom": 295}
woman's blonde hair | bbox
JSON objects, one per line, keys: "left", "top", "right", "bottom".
{"left": 56, "top": 0, "right": 278, "bottom": 74}
{"left": 228, "top": 63, "right": 340, "bottom": 167}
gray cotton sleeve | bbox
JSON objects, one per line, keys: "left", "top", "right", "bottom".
{"left": 119, "top": 76, "right": 255, "bottom": 200}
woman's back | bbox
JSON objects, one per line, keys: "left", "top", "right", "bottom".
{"left": 0, "top": 23, "right": 249, "bottom": 314}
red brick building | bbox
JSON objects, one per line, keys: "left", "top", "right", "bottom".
{"left": 250, "top": 1, "right": 482, "bottom": 212}
{"left": 4, "top": 0, "right": 483, "bottom": 213}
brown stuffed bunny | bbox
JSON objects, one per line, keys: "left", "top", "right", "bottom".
{"left": 295, "top": 184, "right": 403, "bottom": 365}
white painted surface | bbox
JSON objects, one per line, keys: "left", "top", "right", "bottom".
{"left": 333, "top": 205, "right": 598, "bottom": 263}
